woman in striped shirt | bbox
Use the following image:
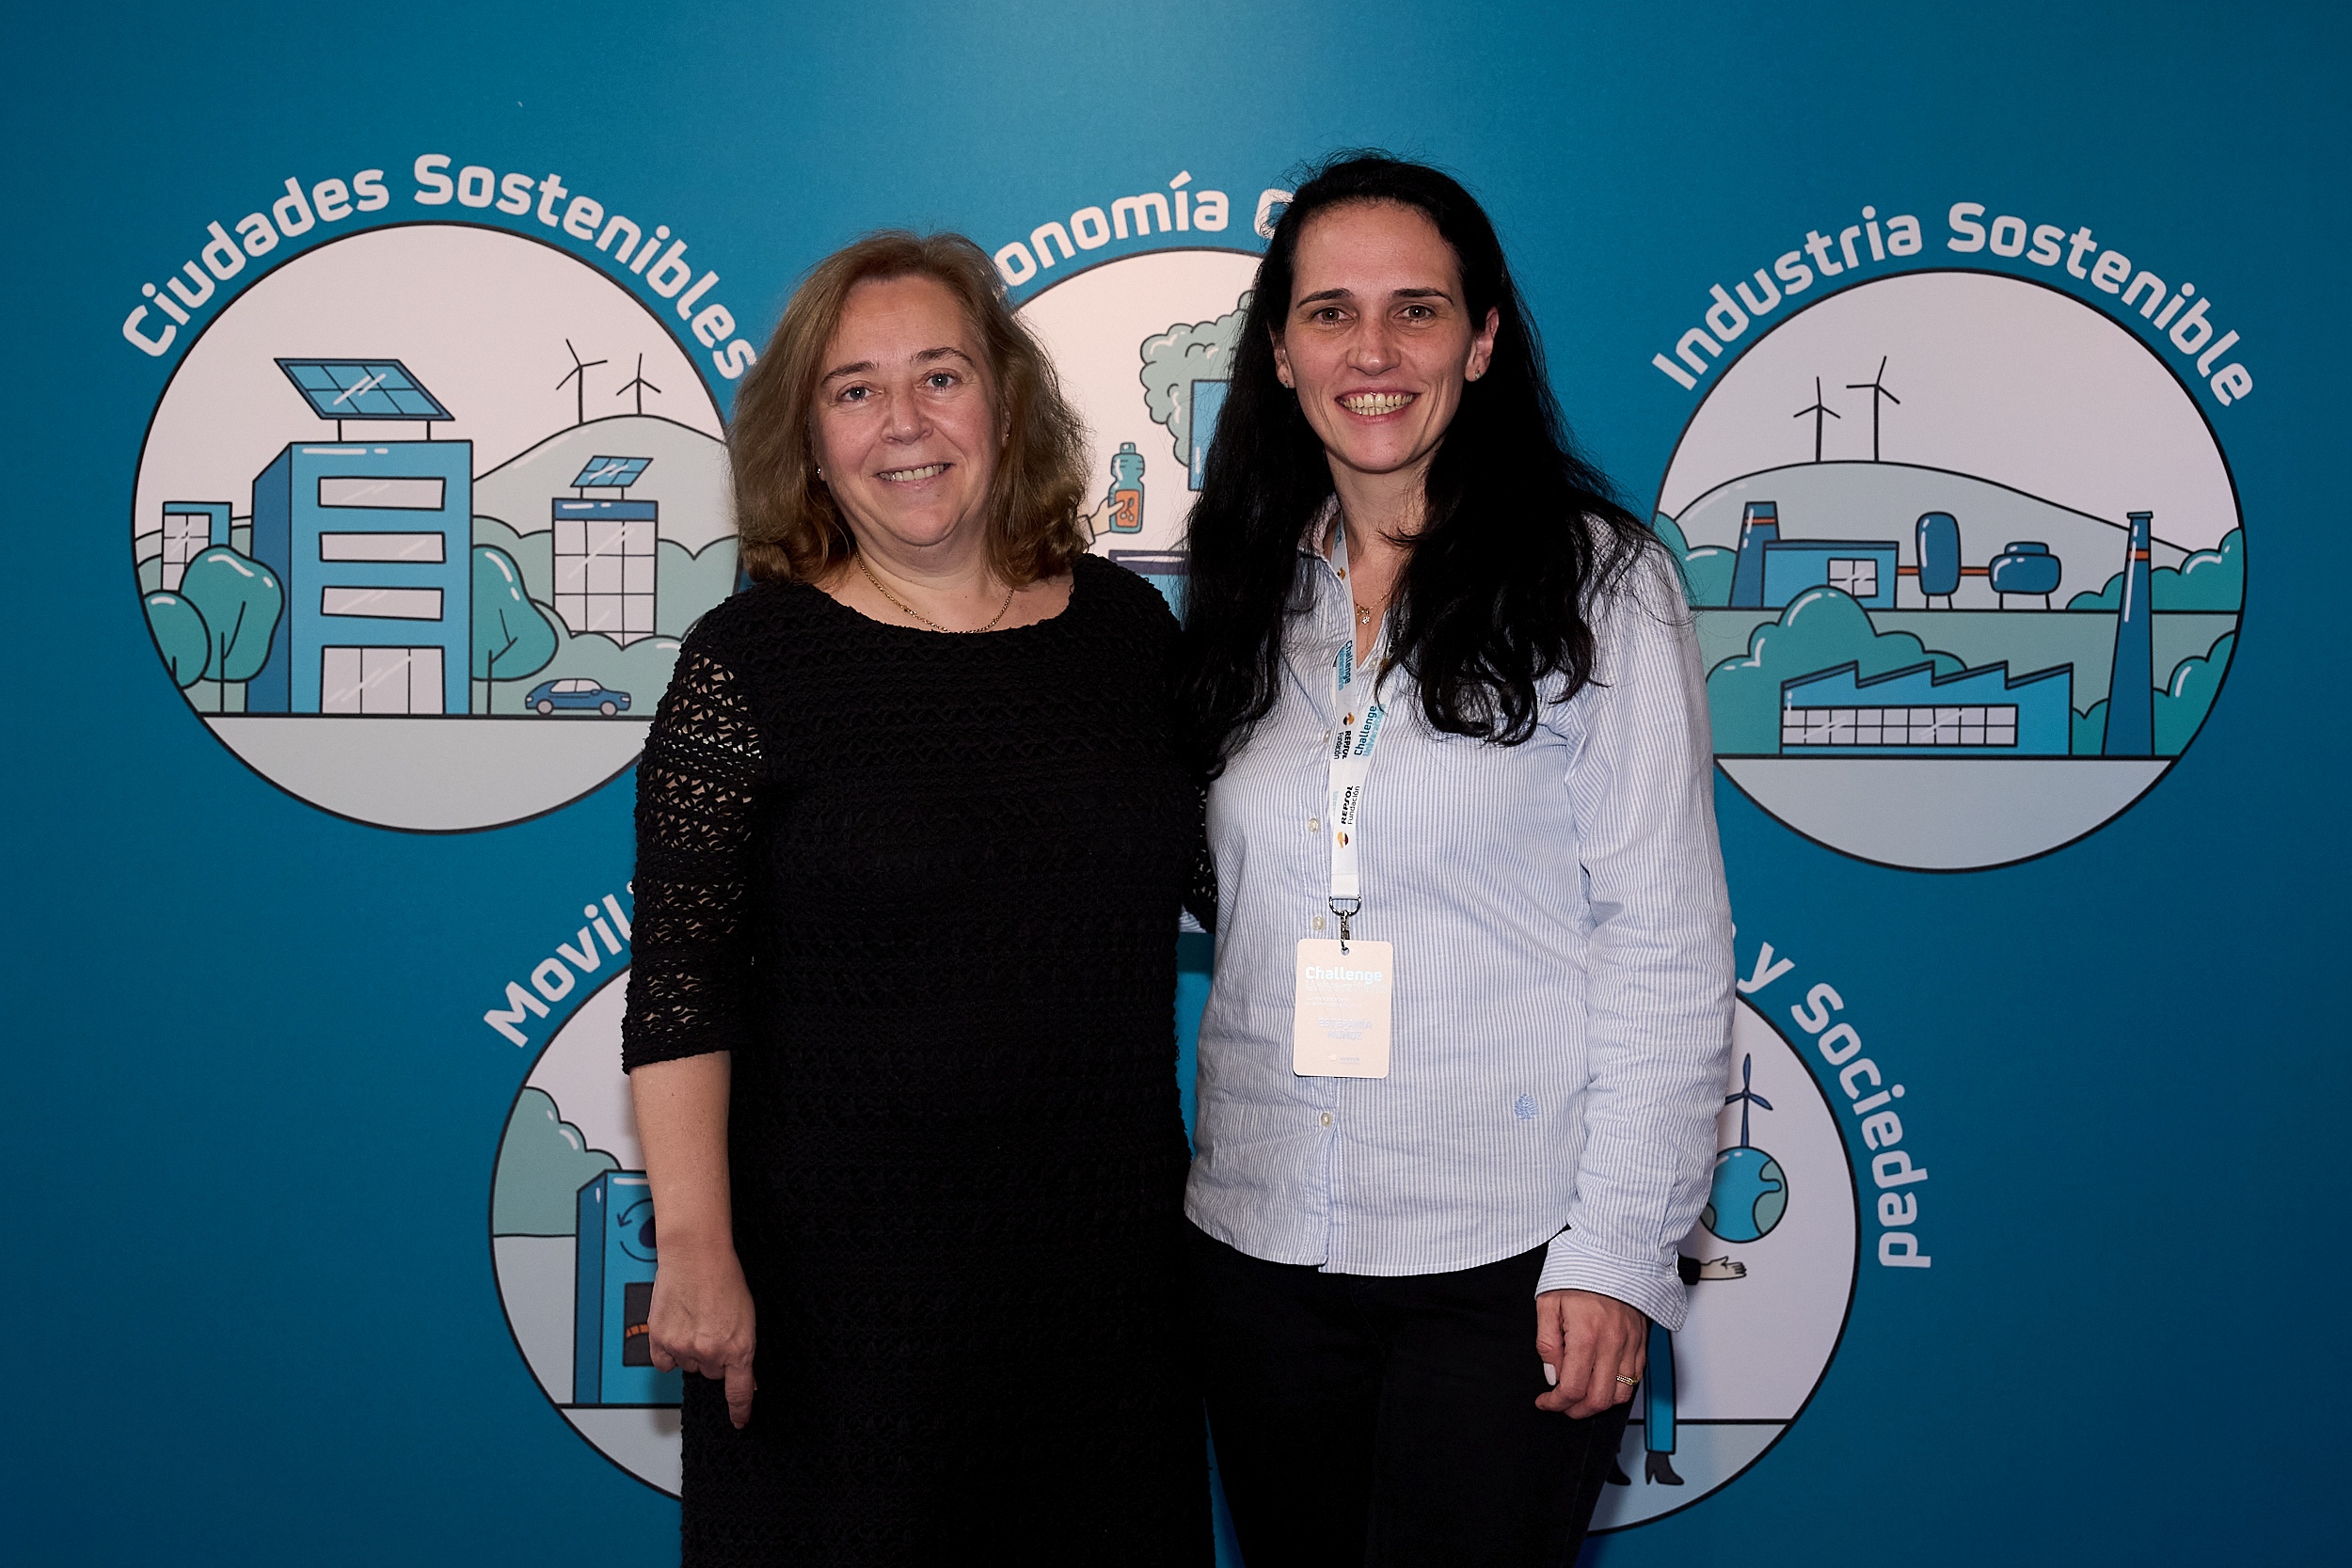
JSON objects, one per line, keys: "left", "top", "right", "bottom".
{"left": 1178, "top": 153, "right": 1736, "bottom": 1567}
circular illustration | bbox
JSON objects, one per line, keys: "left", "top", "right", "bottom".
{"left": 1591, "top": 1000, "right": 1856, "bottom": 1530}
{"left": 131, "top": 223, "right": 738, "bottom": 832}
{"left": 490, "top": 967, "right": 681, "bottom": 1495}
{"left": 1015, "top": 246, "right": 1263, "bottom": 615}
{"left": 491, "top": 986, "right": 1852, "bottom": 1515}
{"left": 1656, "top": 270, "right": 2243, "bottom": 871}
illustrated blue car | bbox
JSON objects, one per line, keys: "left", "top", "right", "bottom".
{"left": 526, "top": 677, "right": 632, "bottom": 716}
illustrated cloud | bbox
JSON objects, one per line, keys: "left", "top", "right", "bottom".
{"left": 1707, "top": 587, "right": 1965, "bottom": 753}
{"left": 493, "top": 1087, "right": 619, "bottom": 1236}
{"left": 1138, "top": 292, "right": 1250, "bottom": 465}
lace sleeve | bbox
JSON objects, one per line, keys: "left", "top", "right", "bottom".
{"left": 621, "top": 646, "right": 763, "bottom": 1071}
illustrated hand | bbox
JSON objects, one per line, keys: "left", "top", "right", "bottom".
{"left": 646, "top": 1243, "right": 757, "bottom": 1428}
{"left": 1534, "top": 1288, "right": 1648, "bottom": 1418}
{"left": 1693, "top": 1257, "right": 1747, "bottom": 1280}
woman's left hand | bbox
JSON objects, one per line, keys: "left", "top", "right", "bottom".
{"left": 1534, "top": 1289, "right": 1647, "bottom": 1418}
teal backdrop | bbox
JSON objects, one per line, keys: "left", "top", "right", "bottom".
{"left": 7, "top": 2, "right": 2345, "bottom": 1563}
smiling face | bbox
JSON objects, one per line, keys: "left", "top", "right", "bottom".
{"left": 813, "top": 274, "right": 1003, "bottom": 560}
{"left": 1274, "top": 200, "right": 1499, "bottom": 497}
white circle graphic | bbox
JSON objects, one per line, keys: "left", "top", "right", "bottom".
{"left": 1590, "top": 1000, "right": 1857, "bottom": 1529}
{"left": 132, "top": 223, "right": 737, "bottom": 832}
{"left": 490, "top": 969, "right": 681, "bottom": 1495}
{"left": 1658, "top": 270, "right": 2243, "bottom": 870}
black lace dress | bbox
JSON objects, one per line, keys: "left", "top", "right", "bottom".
{"left": 621, "top": 555, "right": 1211, "bottom": 1566}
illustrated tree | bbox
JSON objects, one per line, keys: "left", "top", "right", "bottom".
{"left": 143, "top": 592, "right": 211, "bottom": 690}
{"left": 176, "top": 546, "right": 283, "bottom": 713}
{"left": 471, "top": 545, "right": 560, "bottom": 712}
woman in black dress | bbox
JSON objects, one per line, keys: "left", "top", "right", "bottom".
{"left": 623, "top": 231, "right": 1210, "bottom": 1565}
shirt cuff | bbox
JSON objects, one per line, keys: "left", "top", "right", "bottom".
{"left": 1537, "top": 1231, "right": 1690, "bottom": 1332}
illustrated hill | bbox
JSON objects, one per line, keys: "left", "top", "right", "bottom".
{"left": 473, "top": 412, "right": 735, "bottom": 553}
{"left": 1673, "top": 461, "right": 2196, "bottom": 610}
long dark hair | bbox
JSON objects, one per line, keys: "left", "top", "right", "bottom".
{"left": 1179, "top": 152, "right": 1652, "bottom": 774}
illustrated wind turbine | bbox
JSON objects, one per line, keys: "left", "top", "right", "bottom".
{"left": 1846, "top": 356, "right": 1901, "bottom": 461}
{"left": 557, "top": 340, "right": 608, "bottom": 427}
{"left": 1792, "top": 377, "right": 1842, "bottom": 462}
{"left": 615, "top": 354, "right": 661, "bottom": 417}
{"left": 1724, "top": 1053, "right": 1774, "bottom": 1148}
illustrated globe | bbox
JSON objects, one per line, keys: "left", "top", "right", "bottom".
{"left": 1701, "top": 1146, "right": 1788, "bottom": 1243}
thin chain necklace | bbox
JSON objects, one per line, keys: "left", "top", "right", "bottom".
{"left": 1339, "top": 520, "right": 1394, "bottom": 628}
{"left": 854, "top": 554, "right": 1017, "bottom": 633}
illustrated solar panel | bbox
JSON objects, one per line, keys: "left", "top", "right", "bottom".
{"left": 274, "top": 358, "right": 453, "bottom": 421}
{"left": 570, "top": 456, "right": 653, "bottom": 488}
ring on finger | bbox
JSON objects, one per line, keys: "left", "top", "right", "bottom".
{"left": 1613, "top": 1374, "right": 1640, "bottom": 1386}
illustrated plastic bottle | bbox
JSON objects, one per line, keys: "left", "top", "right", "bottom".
{"left": 1107, "top": 442, "right": 1144, "bottom": 534}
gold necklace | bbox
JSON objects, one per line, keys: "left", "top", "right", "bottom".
{"left": 1341, "top": 527, "right": 1392, "bottom": 627}
{"left": 854, "top": 554, "right": 1017, "bottom": 633}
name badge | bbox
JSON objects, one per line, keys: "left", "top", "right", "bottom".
{"left": 1293, "top": 939, "right": 1393, "bottom": 1078}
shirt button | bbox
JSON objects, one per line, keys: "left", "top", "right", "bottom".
{"left": 1312, "top": 916, "right": 1327, "bottom": 931}
{"left": 1308, "top": 816, "right": 1322, "bottom": 832}
{"left": 1320, "top": 1112, "right": 1334, "bottom": 1127}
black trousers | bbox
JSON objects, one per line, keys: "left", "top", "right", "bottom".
{"left": 1190, "top": 1224, "right": 1630, "bottom": 1568}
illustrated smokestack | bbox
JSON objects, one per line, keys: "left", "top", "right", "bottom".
{"left": 1730, "top": 501, "right": 1780, "bottom": 610}
{"left": 2101, "top": 511, "right": 2154, "bottom": 756}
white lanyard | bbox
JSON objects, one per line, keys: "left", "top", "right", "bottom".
{"left": 1327, "top": 518, "right": 1389, "bottom": 950}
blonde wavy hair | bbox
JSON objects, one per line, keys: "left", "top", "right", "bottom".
{"left": 730, "top": 230, "right": 1090, "bottom": 586}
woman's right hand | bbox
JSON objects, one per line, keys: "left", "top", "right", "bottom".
{"left": 646, "top": 1243, "right": 758, "bottom": 1428}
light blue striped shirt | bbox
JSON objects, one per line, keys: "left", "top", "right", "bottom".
{"left": 1185, "top": 530, "right": 1735, "bottom": 1330}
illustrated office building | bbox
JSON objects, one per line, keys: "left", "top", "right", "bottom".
{"left": 552, "top": 456, "right": 658, "bottom": 645}
{"left": 246, "top": 360, "right": 471, "bottom": 717}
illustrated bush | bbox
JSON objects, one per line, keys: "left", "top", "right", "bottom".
{"left": 1651, "top": 512, "right": 1736, "bottom": 609}
{"left": 471, "top": 544, "right": 561, "bottom": 711}
{"left": 2067, "top": 527, "right": 2245, "bottom": 613}
{"left": 143, "top": 591, "right": 211, "bottom": 689}
{"left": 177, "top": 546, "right": 283, "bottom": 712}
